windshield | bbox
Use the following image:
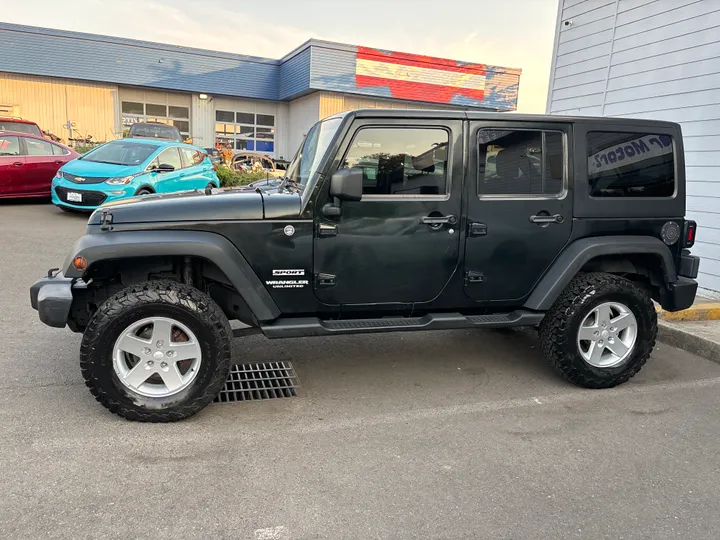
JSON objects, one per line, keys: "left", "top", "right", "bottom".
{"left": 0, "top": 121, "right": 42, "bottom": 136}
{"left": 130, "top": 124, "right": 181, "bottom": 141}
{"left": 285, "top": 117, "right": 343, "bottom": 189}
{"left": 80, "top": 141, "right": 159, "bottom": 166}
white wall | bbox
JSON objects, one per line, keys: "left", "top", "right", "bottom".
{"left": 546, "top": 0, "right": 720, "bottom": 295}
{"left": 287, "top": 93, "right": 321, "bottom": 158}
{"left": 191, "top": 94, "right": 214, "bottom": 149}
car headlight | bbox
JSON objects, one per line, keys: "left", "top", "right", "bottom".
{"left": 54, "top": 170, "right": 64, "bottom": 179}
{"left": 105, "top": 175, "right": 135, "bottom": 185}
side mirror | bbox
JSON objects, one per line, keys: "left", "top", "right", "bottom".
{"left": 157, "top": 163, "right": 175, "bottom": 173}
{"left": 329, "top": 168, "right": 363, "bottom": 201}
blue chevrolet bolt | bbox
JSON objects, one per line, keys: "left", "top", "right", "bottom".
{"left": 51, "top": 139, "right": 220, "bottom": 211}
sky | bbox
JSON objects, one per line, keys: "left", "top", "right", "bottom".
{"left": 0, "top": 0, "right": 559, "bottom": 112}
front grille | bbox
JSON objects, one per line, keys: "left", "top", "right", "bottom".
{"left": 61, "top": 172, "right": 108, "bottom": 184}
{"left": 55, "top": 186, "right": 108, "bottom": 207}
{"left": 214, "top": 361, "right": 300, "bottom": 403}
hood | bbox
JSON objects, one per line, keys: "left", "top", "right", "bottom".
{"left": 87, "top": 187, "right": 302, "bottom": 226}
{"left": 62, "top": 159, "right": 140, "bottom": 178}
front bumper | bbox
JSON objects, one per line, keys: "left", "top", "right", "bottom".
{"left": 51, "top": 179, "right": 135, "bottom": 211}
{"left": 30, "top": 272, "right": 74, "bottom": 328}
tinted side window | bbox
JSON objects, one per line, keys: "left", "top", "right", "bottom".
{"left": 0, "top": 135, "right": 21, "bottom": 156}
{"left": 478, "top": 130, "right": 564, "bottom": 196}
{"left": 51, "top": 143, "right": 69, "bottom": 156}
{"left": 179, "top": 148, "right": 205, "bottom": 167}
{"left": 25, "top": 138, "right": 55, "bottom": 156}
{"left": 587, "top": 132, "right": 675, "bottom": 197}
{"left": 157, "top": 147, "right": 183, "bottom": 170}
{"left": 341, "top": 127, "right": 449, "bottom": 196}
{"left": 179, "top": 147, "right": 195, "bottom": 168}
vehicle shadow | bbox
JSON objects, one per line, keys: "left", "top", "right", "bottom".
{"left": 231, "top": 328, "right": 560, "bottom": 415}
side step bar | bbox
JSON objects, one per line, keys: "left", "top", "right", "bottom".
{"left": 260, "top": 311, "right": 544, "bottom": 339}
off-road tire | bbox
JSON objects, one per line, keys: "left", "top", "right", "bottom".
{"left": 539, "top": 272, "right": 657, "bottom": 389}
{"left": 80, "top": 280, "right": 232, "bottom": 422}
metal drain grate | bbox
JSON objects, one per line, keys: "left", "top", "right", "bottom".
{"left": 214, "top": 361, "right": 300, "bottom": 403}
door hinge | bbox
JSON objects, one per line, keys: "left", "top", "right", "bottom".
{"left": 99, "top": 211, "right": 114, "bottom": 231}
{"left": 315, "top": 273, "right": 336, "bottom": 288}
{"left": 464, "top": 271, "right": 484, "bottom": 285}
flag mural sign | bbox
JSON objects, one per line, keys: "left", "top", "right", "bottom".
{"left": 308, "top": 42, "right": 520, "bottom": 111}
{"left": 355, "top": 47, "right": 488, "bottom": 104}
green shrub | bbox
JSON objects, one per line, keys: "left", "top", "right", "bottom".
{"left": 74, "top": 144, "right": 97, "bottom": 154}
{"left": 215, "top": 165, "right": 268, "bottom": 187}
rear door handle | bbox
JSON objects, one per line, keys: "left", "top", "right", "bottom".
{"left": 529, "top": 214, "right": 564, "bottom": 224}
{"left": 54, "top": 160, "right": 64, "bottom": 165}
{"left": 317, "top": 223, "right": 337, "bottom": 237}
{"left": 421, "top": 214, "right": 457, "bottom": 225}
{"left": 468, "top": 222, "right": 487, "bottom": 237}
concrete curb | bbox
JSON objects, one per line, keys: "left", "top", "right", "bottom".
{"left": 656, "top": 302, "right": 720, "bottom": 322}
{"left": 658, "top": 321, "right": 720, "bottom": 364}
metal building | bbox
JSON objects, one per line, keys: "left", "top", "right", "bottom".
{"left": 546, "top": 0, "right": 720, "bottom": 296}
{"left": 0, "top": 22, "right": 521, "bottom": 161}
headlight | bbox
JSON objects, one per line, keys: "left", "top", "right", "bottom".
{"left": 54, "top": 170, "right": 64, "bottom": 179}
{"left": 105, "top": 175, "right": 135, "bottom": 185}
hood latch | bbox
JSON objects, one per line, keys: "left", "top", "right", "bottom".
{"left": 99, "top": 210, "right": 114, "bottom": 231}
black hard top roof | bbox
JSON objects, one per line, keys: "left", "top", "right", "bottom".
{"left": 329, "top": 109, "right": 679, "bottom": 129}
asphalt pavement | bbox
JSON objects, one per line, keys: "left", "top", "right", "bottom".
{"left": 2, "top": 202, "right": 720, "bottom": 540}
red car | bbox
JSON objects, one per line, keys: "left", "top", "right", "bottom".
{"left": 0, "top": 131, "right": 79, "bottom": 198}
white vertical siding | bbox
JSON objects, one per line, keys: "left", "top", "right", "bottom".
{"left": 0, "top": 72, "right": 118, "bottom": 142}
{"left": 288, "top": 93, "right": 321, "bottom": 157}
{"left": 547, "top": 0, "right": 720, "bottom": 295}
{"left": 191, "top": 95, "right": 214, "bottom": 149}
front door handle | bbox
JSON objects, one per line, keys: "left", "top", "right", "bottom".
{"left": 12, "top": 161, "right": 23, "bottom": 167}
{"left": 529, "top": 213, "right": 564, "bottom": 224}
{"left": 421, "top": 214, "right": 457, "bottom": 226}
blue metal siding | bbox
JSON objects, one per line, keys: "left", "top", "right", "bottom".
{"left": 279, "top": 48, "right": 311, "bottom": 99}
{"left": 0, "top": 23, "right": 520, "bottom": 111}
{"left": 0, "top": 23, "right": 280, "bottom": 100}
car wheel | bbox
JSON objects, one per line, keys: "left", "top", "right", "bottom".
{"left": 80, "top": 280, "right": 232, "bottom": 422}
{"left": 135, "top": 188, "right": 153, "bottom": 196}
{"left": 539, "top": 272, "right": 657, "bottom": 389}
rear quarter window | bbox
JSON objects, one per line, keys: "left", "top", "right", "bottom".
{"left": 587, "top": 132, "right": 675, "bottom": 198}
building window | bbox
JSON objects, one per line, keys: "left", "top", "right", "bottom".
{"left": 121, "top": 101, "right": 191, "bottom": 140}
{"left": 587, "top": 131, "right": 675, "bottom": 198}
{"left": 214, "top": 110, "right": 275, "bottom": 154}
{"left": 477, "top": 130, "right": 564, "bottom": 197}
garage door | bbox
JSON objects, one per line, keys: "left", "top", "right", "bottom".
{"left": 119, "top": 88, "right": 191, "bottom": 140}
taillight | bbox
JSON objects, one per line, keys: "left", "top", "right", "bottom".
{"left": 683, "top": 221, "right": 697, "bottom": 248}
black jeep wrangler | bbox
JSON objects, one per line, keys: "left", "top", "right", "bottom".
{"left": 31, "top": 110, "right": 700, "bottom": 422}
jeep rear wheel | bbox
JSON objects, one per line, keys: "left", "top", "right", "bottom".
{"left": 539, "top": 272, "right": 657, "bottom": 389}
{"left": 80, "top": 280, "right": 232, "bottom": 422}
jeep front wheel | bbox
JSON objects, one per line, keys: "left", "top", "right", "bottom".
{"left": 539, "top": 272, "right": 657, "bottom": 389}
{"left": 80, "top": 280, "right": 232, "bottom": 422}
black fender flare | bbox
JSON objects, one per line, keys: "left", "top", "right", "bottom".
{"left": 524, "top": 235, "right": 677, "bottom": 311}
{"left": 63, "top": 230, "right": 280, "bottom": 322}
